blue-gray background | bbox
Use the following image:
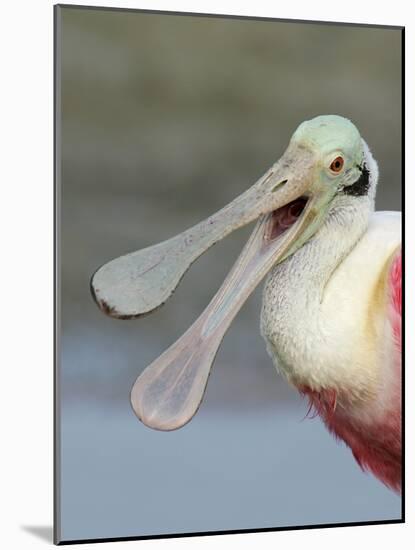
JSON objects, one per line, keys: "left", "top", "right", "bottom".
{"left": 57, "top": 6, "right": 402, "bottom": 542}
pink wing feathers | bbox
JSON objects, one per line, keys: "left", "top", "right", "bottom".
{"left": 300, "top": 247, "right": 402, "bottom": 492}
{"left": 349, "top": 247, "right": 402, "bottom": 491}
{"left": 389, "top": 248, "right": 402, "bottom": 357}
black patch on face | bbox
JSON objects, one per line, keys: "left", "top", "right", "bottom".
{"left": 342, "top": 162, "right": 370, "bottom": 196}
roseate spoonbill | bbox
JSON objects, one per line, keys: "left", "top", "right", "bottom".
{"left": 91, "top": 115, "right": 402, "bottom": 492}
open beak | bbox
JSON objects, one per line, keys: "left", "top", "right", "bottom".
{"left": 91, "top": 142, "right": 329, "bottom": 430}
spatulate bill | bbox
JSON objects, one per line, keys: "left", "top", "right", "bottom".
{"left": 90, "top": 145, "right": 315, "bottom": 319}
{"left": 90, "top": 170, "right": 273, "bottom": 319}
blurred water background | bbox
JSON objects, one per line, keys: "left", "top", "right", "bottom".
{"left": 57, "top": 6, "right": 402, "bottom": 542}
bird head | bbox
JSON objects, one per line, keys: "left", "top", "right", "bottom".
{"left": 263, "top": 114, "right": 378, "bottom": 264}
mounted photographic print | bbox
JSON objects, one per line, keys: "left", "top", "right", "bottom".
{"left": 54, "top": 4, "right": 404, "bottom": 545}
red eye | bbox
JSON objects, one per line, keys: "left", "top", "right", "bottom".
{"left": 330, "top": 156, "right": 344, "bottom": 173}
